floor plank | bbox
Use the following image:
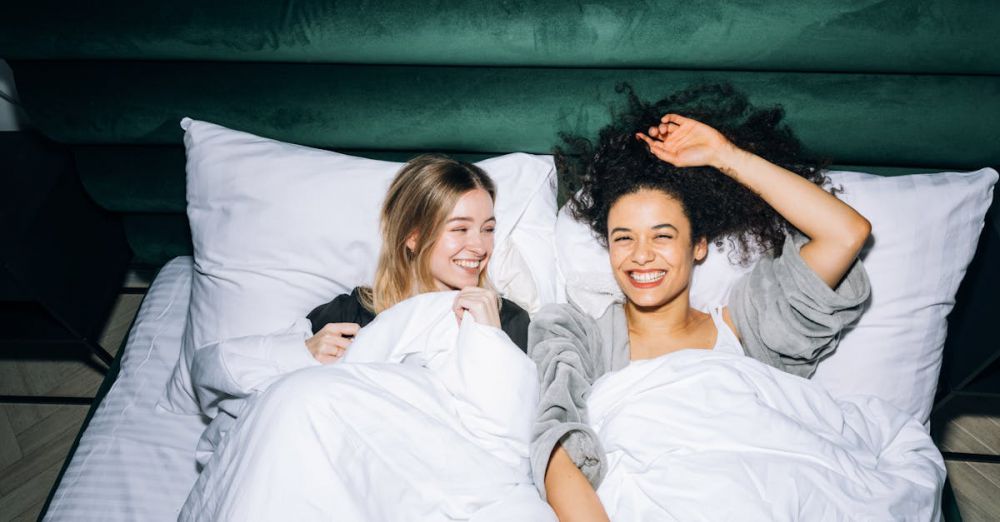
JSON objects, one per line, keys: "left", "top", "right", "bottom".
{"left": 15, "top": 405, "right": 87, "bottom": 460}
{"left": 0, "top": 408, "right": 22, "bottom": 470}
{"left": 9, "top": 501, "right": 45, "bottom": 522}
{"left": 948, "top": 461, "right": 1000, "bottom": 522}
{"left": 934, "top": 395, "right": 1000, "bottom": 456}
{"left": 0, "top": 410, "right": 80, "bottom": 498}
{"left": 0, "top": 459, "right": 63, "bottom": 522}
{"left": 8, "top": 500, "right": 45, "bottom": 522}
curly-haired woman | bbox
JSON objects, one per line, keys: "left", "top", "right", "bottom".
{"left": 530, "top": 85, "right": 873, "bottom": 520}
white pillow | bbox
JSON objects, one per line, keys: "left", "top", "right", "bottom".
{"left": 161, "top": 118, "right": 557, "bottom": 414}
{"left": 556, "top": 168, "right": 999, "bottom": 423}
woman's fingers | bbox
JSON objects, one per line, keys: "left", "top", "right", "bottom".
{"left": 660, "top": 113, "right": 690, "bottom": 125}
{"left": 636, "top": 133, "right": 680, "bottom": 165}
{"left": 452, "top": 287, "right": 501, "bottom": 327}
{"left": 308, "top": 322, "right": 360, "bottom": 363}
{"left": 320, "top": 322, "right": 360, "bottom": 337}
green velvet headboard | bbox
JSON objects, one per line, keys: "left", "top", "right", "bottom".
{"left": 2, "top": 0, "right": 998, "bottom": 266}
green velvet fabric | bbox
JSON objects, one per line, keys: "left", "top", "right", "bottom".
{"left": 1, "top": 1, "right": 998, "bottom": 74}
{"left": 76, "top": 145, "right": 950, "bottom": 214}
{"left": 121, "top": 214, "right": 193, "bottom": 266}
{"left": 12, "top": 61, "right": 1000, "bottom": 168}
{"left": 74, "top": 146, "right": 494, "bottom": 213}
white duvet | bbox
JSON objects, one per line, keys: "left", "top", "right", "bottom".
{"left": 589, "top": 350, "right": 946, "bottom": 521}
{"left": 181, "top": 291, "right": 944, "bottom": 521}
{"left": 180, "top": 292, "right": 555, "bottom": 522}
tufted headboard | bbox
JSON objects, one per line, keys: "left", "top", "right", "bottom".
{"left": 3, "top": 0, "right": 999, "bottom": 264}
{"left": 2, "top": 0, "right": 999, "bottom": 432}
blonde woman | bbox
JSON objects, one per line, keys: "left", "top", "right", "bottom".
{"left": 304, "top": 154, "right": 530, "bottom": 363}
{"left": 182, "top": 155, "right": 550, "bottom": 521}
{"left": 187, "top": 155, "right": 531, "bottom": 454}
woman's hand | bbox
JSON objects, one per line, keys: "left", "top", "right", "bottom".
{"left": 635, "top": 113, "right": 742, "bottom": 171}
{"left": 305, "top": 322, "right": 360, "bottom": 363}
{"left": 452, "top": 287, "right": 502, "bottom": 328}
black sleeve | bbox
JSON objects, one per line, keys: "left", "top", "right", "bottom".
{"left": 306, "top": 288, "right": 376, "bottom": 334}
{"left": 499, "top": 298, "right": 531, "bottom": 353}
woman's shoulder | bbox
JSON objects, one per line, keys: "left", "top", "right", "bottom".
{"left": 306, "top": 287, "right": 376, "bottom": 333}
{"left": 497, "top": 297, "right": 530, "bottom": 353}
{"left": 499, "top": 297, "right": 528, "bottom": 321}
{"left": 529, "top": 302, "right": 607, "bottom": 341}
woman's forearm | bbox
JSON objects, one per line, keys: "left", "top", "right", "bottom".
{"left": 714, "top": 146, "right": 871, "bottom": 288}
{"left": 545, "top": 446, "right": 610, "bottom": 522}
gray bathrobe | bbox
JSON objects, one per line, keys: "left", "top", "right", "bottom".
{"left": 528, "top": 234, "right": 871, "bottom": 497}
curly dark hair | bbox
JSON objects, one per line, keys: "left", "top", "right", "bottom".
{"left": 557, "top": 83, "right": 829, "bottom": 262}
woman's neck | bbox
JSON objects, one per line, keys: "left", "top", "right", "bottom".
{"left": 624, "top": 294, "right": 698, "bottom": 338}
{"left": 624, "top": 291, "right": 716, "bottom": 360}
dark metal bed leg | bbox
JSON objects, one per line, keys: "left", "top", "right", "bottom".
{"left": 86, "top": 338, "right": 115, "bottom": 369}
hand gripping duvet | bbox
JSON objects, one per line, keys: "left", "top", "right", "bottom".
{"left": 180, "top": 292, "right": 556, "bottom": 522}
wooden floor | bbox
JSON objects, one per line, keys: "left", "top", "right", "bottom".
{"left": 1, "top": 289, "right": 999, "bottom": 521}
{"left": 0, "top": 293, "right": 142, "bottom": 522}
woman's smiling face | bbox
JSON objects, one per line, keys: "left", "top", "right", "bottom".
{"left": 414, "top": 188, "right": 496, "bottom": 291}
{"left": 607, "top": 189, "right": 707, "bottom": 310}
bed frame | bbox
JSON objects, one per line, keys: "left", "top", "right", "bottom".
{"left": 2, "top": 1, "right": 998, "bottom": 520}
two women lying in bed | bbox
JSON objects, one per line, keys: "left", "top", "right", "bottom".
{"left": 185, "top": 86, "right": 944, "bottom": 520}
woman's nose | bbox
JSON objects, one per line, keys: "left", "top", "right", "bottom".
{"left": 631, "top": 241, "right": 654, "bottom": 264}
{"left": 465, "top": 232, "right": 487, "bottom": 253}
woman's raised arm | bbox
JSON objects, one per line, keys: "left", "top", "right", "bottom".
{"left": 638, "top": 114, "right": 871, "bottom": 288}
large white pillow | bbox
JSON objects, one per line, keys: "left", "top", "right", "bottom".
{"left": 556, "top": 168, "right": 998, "bottom": 423}
{"left": 162, "top": 118, "right": 557, "bottom": 414}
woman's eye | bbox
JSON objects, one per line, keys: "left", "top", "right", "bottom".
{"left": 483, "top": 227, "right": 495, "bottom": 234}
{"left": 452, "top": 228, "right": 467, "bottom": 233}
{"left": 613, "top": 236, "right": 632, "bottom": 242}
{"left": 656, "top": 234, "right": 674, "bottom": 240}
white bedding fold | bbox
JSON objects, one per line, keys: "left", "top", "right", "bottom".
{"left": 589, "top": 350, "right": 945, "bottom": 521}
{"left": 181, "top": 292, "right": 554, "bottom": 522}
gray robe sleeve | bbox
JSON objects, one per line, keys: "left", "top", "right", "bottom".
{"left": 729, "top": 233, "right": 871, "bottom": 378}
{"left": 527, "top": 303, "right": 611, "bottom": 499}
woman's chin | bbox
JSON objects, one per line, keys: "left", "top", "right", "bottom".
{"left": 628, "top": 298, "right": 666, "bottom": 310}
{"left": 439, "top": 274, "right": 480, "bottom": 291}
{"left": 622, "top": 288, "right": 673, "bottom": 310}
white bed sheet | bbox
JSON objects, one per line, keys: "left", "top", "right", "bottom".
{"left": 45, "top": 257, "right": 206, "bottom": 521}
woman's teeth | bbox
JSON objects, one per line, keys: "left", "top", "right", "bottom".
{"left": 630, "top": 271, "right": 665, "bottom": 283}
{"left": 454, "top": 259, "right": 481, "bottom": 269}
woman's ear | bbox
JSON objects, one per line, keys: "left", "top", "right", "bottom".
{"left": 405, "top": 230, "right": 418, "bottom": 253}
{"left": 694, "top": 237, "right": 709, "bottom": 263}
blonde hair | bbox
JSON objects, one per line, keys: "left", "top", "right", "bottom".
{"left": 359, "top": 155, "right": 497, "bottom": 313}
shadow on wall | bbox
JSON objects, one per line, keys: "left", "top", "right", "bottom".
{"left": 0, "top": 59, "right": 26, "bottom": 131}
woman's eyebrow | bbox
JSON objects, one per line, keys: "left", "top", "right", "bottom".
{"left": 610, "top": 224, "right": 677, "bottom": 234}
{"left": 446, "top": 216, "right": 496, "bottom": 223}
